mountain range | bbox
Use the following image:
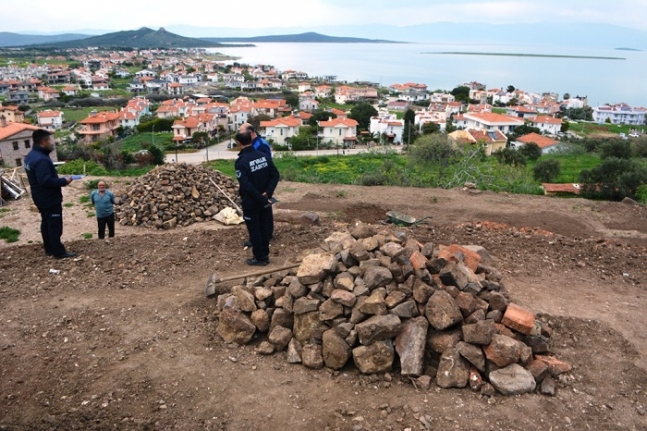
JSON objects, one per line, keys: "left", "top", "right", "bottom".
{"left": 0, "top": 28, "right": 394, "bottom": 49}
{"left": 1, "top": 22, "right": 645, "bottom": 50}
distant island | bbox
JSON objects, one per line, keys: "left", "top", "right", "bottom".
{"left": 18, "top": 27, "right": 242, "bottom": 49}
{"left": 615, "top": 47, "right": 642, "bottom": 51}
{"left": 423, "top": 52, "right": 626, "bottom": 60}
{"left": 200, "top": 32, "right": 401, "bottom": 44}
{"left": 0, "top": 30, "right": 400, "bottom": 49}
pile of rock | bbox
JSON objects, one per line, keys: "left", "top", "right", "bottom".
{"left": 116, "top": 164, "right": 241, "bottom": 229}
{"left": 213, "top": 225, "right": 572, "bottom": 396}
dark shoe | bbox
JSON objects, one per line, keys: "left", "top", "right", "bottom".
{"left": 54, "top": 252, "right": 77, "bottom": 259}
{"left": 243, "top": 240, "right": 253, "bottom": 247}
{"left": 245, "top": 258, "right": 268, "bottom": 266}
{"left": 45, "top": 251, "right": 54, "bottom": 256}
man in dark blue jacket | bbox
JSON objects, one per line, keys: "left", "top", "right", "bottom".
{"left": 239, "top": 123, "right": 274, "bottom": 247}
{"left": 234, "top": 130, "right": 279, "bottom": 266}
{"left": 24, "top": 129, "right": 77, "bottom": 259}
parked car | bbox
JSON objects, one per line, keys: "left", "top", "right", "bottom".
{"left": 629, "top": 132, "right": 640, "bottom": 138}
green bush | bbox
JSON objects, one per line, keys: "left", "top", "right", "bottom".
{"left": 57, "top": 159, "right": 109, "bottom": 176}
{"left": 0, "top": 226, "right": 20, "bottom": 243}
{"left": 636, "top": 185, "right": 647, "bottom": 204}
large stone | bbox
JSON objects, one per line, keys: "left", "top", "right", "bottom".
{"left": 286, "top": 338, "right": 303, "bottom": 363}
{"left": 216, "top": 309, "right": 256, "bottom": 345}
{"left": 297, "top": 253, "right": 338, "bottom": 285}
{"left": 483, "top": 334, "right": 524, "bottom": 367}
{"left": 322, "top": 330, "right": 351, "bottom": 370}
{"left": 358, "top": 288, "right": 387, "bottom": 315}
{"left": 350, "top": 223, "right": 377, "bottom": 239}
{"left": 456, "top": 341, "right": 486, "bottom": 372}
{"left": 333, "top": 272, "right": 355, "bottom": 291}
{"left": 250, "top": 309, "right": 270, "bottom": 332}
{"left": 436, "top": 347, "right": 470, "bottom": 388}
{"left": 323, "top": 232, "right": 356, "bottom": 253}
{"left": 390, "top": 300, "right": 419, "bottom": 318}
{"left": 319, "top": 298, "right": 344, "bottom": 321}
{"left": 293, "top": 311, "right": 320, "bottom": 343}
{"left": 489, "top": 363, "right": 536, "bottom": 395}
{"left": 379, "top": 242, "right": 405, "bottom": 259}
{"left": 395, "top": 316, "right": 428, "bottom": 376}
{"left": 268, "top": 325, "right": 293, "bottom": 351}
{"left": 269, "top": 308, "right": 294, "bottom": 332}
{"left": 439, "top": 261, "right": 482, "bottom": 292}
{"left": 330, "top": 289, "right": 357, "bottom": 307}
{"left": 356, "top": 314, "right": 402, "bottom": 345}
{"left": 425, "top": 290, "right": 463, "bottom": 330}
{"left": 438, "top": 244, "right": 482, "bottom": 272}
{"left": 462, "top": 319, "right": 497, "bottom": 345}
{"left": 301, "top": 343, "right": 324, "bottom": 369}
{"left": 426, "top": 328, "right": 462, "bottom": 354}
{"left": 293, "top": 297, "right": 321, "bottom": 315}
{"left": 363, "top": 266, "right": 394, "bottom": 290}
{"left": 412, "top": 279, "right": 436, "bottom": 305}
{"left": 352, "top": 340, "right": 394, "bottom": 374}
{"left": 232, "top": 286, "right": 257, "bottom": 313}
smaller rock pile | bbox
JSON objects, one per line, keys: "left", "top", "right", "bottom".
{"left": 213, "top": 225, "right": 572, "bottom": 396}
{"left": 116, "top": 164, "right": 241, "bottom": 229}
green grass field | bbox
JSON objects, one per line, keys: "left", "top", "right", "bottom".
{"left": 61, "top": 107, "right": 121, "bottom": 123}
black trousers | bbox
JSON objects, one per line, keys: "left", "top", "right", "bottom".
{"left": 97, "top": 213, "right": 115, "bottom": 239}
{"left": 243, "top": 204, "right": 271, "bottom": 261}
{"left": 38, "top": 204, "right": 66, "bottom": 256}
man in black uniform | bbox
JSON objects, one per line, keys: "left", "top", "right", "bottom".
{"left": 234, "top": 130, "right": 280, "bottom": 266}
{"left": 24, "top": 129, "right": 77, "bottom": 259}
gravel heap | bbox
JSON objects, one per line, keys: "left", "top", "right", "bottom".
{"left": 212, "top": 225, "right": 571, "bottom": 396}
{"left": 116, "top": 163, "right": 241, "bottom": 229}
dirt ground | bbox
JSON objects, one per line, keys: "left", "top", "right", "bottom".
{"left": 1, "top": 176, "right": 647, "bottom": 431}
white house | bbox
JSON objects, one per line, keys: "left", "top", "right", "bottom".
{"left": 513, "top": 132, "right": 562, "bottom": 154}
{"left": 318, "top": 117, "right": 359, "bottom": 147}
{"left": 460, "top": 112, "right": 525, "bottom": 134}
{"left": 592, "top": 103, "right": 647, "bottom": 125}
{"left": 37, "top": 110, "right": 64, "bottom": 130}
{"left": 528, "top": 115, "right": 563, "bottom": 135}
{"left": 370, "top": 114, "right": 404, "bottom": 144}
{"left": 260, "top": 116, "right": 302, "bottom": 145}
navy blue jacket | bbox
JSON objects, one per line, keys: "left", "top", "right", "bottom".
{"left": 24, "top": 145, "right": 68, "bottom": 209}
{"left": 235, "top": 146, "right": 279, "bottom": 210}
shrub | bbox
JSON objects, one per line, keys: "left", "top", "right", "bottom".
{"left": 56, "top": 159, "right": 109, "bottom": 176}
{"left": 519, "top": 143, "right": 542, "bottom": 161}
{"left": 636, "top": 185, "right": 647, "bottom": 204}
{"left": 0, "top": 226, "right": 20, "bottom": 243}
{"left": 533, "top": 159, "right": 561, "bottom": 183}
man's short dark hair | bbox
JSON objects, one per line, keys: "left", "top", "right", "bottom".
{"left": 245, "top": 125, "right": 255, "bottom": 133}
{"left": 236, "top": 131, "right": 252, "bottom": 146}
{"left": 32, "top": 129, "right": 52, "bottom": 145}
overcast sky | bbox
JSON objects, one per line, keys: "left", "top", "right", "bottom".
{"left": 3, "top": 0, "right": 647, "bottom": 34}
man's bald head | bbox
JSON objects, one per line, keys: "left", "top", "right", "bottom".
{"left": 239, "top": 122, "right": 257, "bottom": 137}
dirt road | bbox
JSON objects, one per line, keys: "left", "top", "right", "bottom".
{"left": 1, "top": 179, "right": 647, "bottom": 430}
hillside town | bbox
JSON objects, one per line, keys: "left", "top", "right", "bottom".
{"left": 0, "top": 47, "right": 646, "bottom": 168}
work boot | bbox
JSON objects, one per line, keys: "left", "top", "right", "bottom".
{"left": 245, "top": 258, "right": 269, "bottom": 266}
{"left": 243, "top": 240, "right": 253, "bottom": 247}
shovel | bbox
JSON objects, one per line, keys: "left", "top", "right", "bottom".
{"left": 204, "top": 262, "right": 301, "bottom": 297}
{"left": 209, "top": 178, "right": 243, "bottom": 216}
